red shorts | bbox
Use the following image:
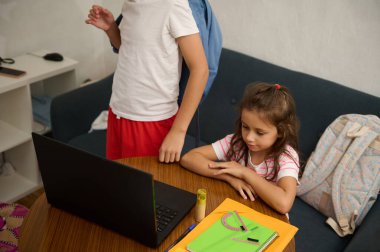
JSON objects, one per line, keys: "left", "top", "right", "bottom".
{"left": 106, "top": 108, "right": 176, "bottom": 160}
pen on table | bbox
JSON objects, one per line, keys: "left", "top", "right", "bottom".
{"left": 164, "top": 223, "right": 196, "bottom": 252}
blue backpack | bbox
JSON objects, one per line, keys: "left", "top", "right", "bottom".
{"left": 113, "top": 0, "right": 222, "bottom": 146}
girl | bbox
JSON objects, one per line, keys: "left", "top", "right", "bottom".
{"left": 180, "top": 82, "right": 300, "bottom": 214}
{"left": 85, "top": 1, "right": 208, "bottom": 162}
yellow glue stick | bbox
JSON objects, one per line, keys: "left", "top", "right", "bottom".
{"left": 195, "top": 189, "right": 206, "bottom": 222}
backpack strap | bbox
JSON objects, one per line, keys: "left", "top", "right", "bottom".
{"left": 327, "top": 126, "right": 379, "bottom": 236}
{"left": 326, "top": 211, "right": 358, "bottom": 237}
{"left": 111, "top": 14, "right": 123, "bottom": 54}
{"left": 195, "top": 107, "right": 201, "bottom": 147}
{"left": 371, "top": 135, "right": 380, "bottom": 149}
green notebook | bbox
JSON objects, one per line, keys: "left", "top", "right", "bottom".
{"left": 187, "top": 211, "right": 278, "bottom": 252}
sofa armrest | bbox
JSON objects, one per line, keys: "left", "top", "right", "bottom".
{"left": 343, "top": 198, "right": 380, "bottom": 252}
{"left": 50, "top": 74, "right": 113, "bottom": 142}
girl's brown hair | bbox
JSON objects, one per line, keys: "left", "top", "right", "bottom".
{"left": 226, "top": 82, "right": 300, "bottom": 181}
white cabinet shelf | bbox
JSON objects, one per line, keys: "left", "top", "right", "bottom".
{"left": 0, "top": 50, "right": 78, "bottom": 202}
{"left": 0, "top": 121, "right": 31, "bottom": 152}
{"left": 0, "top": 169, "right": 40, "bottom": 203}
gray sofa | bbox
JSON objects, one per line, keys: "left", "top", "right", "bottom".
{"left": 51, "top": 48, "right": 380, "bottom": 251}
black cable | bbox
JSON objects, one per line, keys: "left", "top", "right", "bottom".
{"left": 0, "top": 57, "right": 15, "bottom": 64}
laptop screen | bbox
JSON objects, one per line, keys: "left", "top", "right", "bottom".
{"left": 32, "top": 133, "right": 195, "bottom": 247}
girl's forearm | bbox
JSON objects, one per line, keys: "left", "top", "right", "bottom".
{"left": 180, "top": 152, "right": 233, "bottom": 183}
{"left": 242, "top": 172, "right": 295, "bottom": 214}
{"left": 181, "top": 151, "right": 218, "bottom": 177}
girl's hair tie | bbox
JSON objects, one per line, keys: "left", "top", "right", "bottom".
{"left": 274, "top": 84, "right": 281, "bottom": 90}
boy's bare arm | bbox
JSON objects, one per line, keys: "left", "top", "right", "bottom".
{"left": 159, "top": 33, "right": 208, "bottom": 163}
{"left": 105, "top": 23, "right": 121, "bottom": 49}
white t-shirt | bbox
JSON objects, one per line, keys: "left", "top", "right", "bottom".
{"left": 110, "top": 0, "right": 199, "bottom": 121}
{"left": 212, "top": 134, "right": 300, "bottom": 183}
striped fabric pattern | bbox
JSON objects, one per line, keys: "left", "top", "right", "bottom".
{"left": 212, "top": 134, "right": 299, "bottom": 182}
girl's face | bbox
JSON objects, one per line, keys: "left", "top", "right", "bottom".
{"left": 241, "top": 108, "right": 278, "bottom": 155}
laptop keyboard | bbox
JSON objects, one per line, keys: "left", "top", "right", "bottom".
{"left": 156, "top": 203, "right": 178, "bottom": 232}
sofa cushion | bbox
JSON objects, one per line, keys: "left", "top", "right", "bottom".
{"left": 68, "top": 130, "right": 107, "bottom": 157}
{"left": 289, "top": 198, "right": 351, "bottom": 251}
{"left": 283, "top": 73, "right": 380, "bottom": 159}
{"left": 183, "top": 134, "right": 208, "bottom": 155}
{"left": 51, "top": 74, "right": 113, "bottom": 143}
{"left": 199, "top": 49, "right": 380, "bottom": 159}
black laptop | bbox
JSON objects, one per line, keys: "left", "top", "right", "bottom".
{"left": 31, "top": 133, "right": 196, "bottom": 248}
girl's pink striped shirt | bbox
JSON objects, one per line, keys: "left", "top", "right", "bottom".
{"left": 212, "top": 134, "right": 300, "bottom": 183}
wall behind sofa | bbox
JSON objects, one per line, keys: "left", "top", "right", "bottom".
{"left": 209, "top": 0, "right": 380, "bottom": 97}
{"left": 0, "top": 0, "right": 379, "bottom": 97}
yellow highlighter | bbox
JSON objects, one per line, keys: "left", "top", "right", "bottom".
{"left": 195, "top": 189, "right": 207, "bottom": 222}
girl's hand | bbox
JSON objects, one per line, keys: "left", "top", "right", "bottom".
{"left": 227, "top": 176, "right": 256, "bottom": 201}
{"left": 85, "top": 5, "right": 115, "bottom": 31}
{"left": 209, "top": 161, "right": 247, "bottom": 179}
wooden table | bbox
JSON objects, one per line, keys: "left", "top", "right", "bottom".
{"left": 19, "top": 157, "right": 295, "bottom": 251}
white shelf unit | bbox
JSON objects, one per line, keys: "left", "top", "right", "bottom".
{"left": 0, "top": 50, "right": 78, "bottom": 202}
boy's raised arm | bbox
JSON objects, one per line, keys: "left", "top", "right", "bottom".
{"left": 85, "top": 5, "right": 121, "bottom": 49}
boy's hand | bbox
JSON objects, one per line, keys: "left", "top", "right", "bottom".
{"left": 85, "top": 5, "right": 115, "bottom": 31}
{"left": 159, "top": 129, "right": 185, "bottom": 163}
